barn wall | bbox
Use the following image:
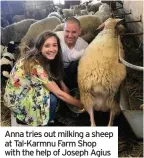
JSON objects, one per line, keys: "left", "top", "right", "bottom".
{"left": 123, "top": 0, "right": 143, "bottom": 42}
{"left": 65, "top": 0, "right": 80, "bottom": 8}
{"left": 1, "top": 0, "right": 80, "bottom": 24}
{"left": 24, "top": 1, "right": 54, "bottom": 11}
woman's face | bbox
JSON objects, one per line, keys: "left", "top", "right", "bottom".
{"left": 41, "top": 36, "right": 58, "bottom": 60}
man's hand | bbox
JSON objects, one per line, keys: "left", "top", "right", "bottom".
{"left": 60, "top": 80, "right": 70, "bottom": 94}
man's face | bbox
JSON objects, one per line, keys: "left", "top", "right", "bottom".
{"left": 64, "top": 22, "right": 81, "bottom": 46}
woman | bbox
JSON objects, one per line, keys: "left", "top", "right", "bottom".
{"left": 4, "top": 31, "right": 83, "bottom": 126}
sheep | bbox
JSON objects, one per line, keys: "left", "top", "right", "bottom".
{"left": 71, "top": 4, "right": 87, "bottom": 10}
{"left": 87, "top": 2, "right": 102, "bottom": 13}
{"left": 54, "top": 15, "right": 102, "bottom": 34}
{"left": 1, "top": 41, "right": 16, "bottom": 82}
{"left": 1, "top": 53, "right": 15, "bottom": 80}
{"left": 1, "top": 19, "right": 37, "bottom": 46}
{"left": 94, "top": 10, "right": 111, "bottom": 23}
{"left": 80, "top": 7, "right": 88, "bottom": 16}
{"left": 88, "top": 11, "right": 95, "bottom": 15}
{"left": 55, "top": 6, "right": 63, "bottom": 16}
{"left": 81, "top": 31, "right": 96, "bottom": 44}
{"left": 55, "top": 6, "right": 82, "bottom": 19}
{"left": 1, "top": 41, "right": 19, "bottom": 57}
{"left": 77, "top": 15, "right": 101, "bottom": 35}
{"left": 1, "top": 44, "right": 8, "bottom": 57}
{"left": 71, "top": 5, "right": 89, "bottom": 16}
{"left": 70, "top": 5, "right": 79, "bottom": 9}
{"left": 99, "top": 3, "right": 111, "bottom": 13}
{"left": 12, "top": 14, "right": 26, "bottom": 23}
{"left": 94, "top": 3, "right": 111, "bottom": 23}
{"left": 71, "top": 4, "right": 92, "bottom": 16}
{"left": 78, "top": 18, "right": 126, "bottom": 126}
{"left": 61, "top": 9, "right": 76, "bottom": 19}
{"left": 53, "top": 23, "right": 64, "bottom": 32}
{"left": 77, "top": 15, "right": 101, "bottom": 43}
{"left": 21, "top": 17, "right": 61, "bottom": 49}
{"left": 71, "top": 5, "right": 84, "bottom": 16}
{"left": 48, "top": 12, "right": 63, "bottom": 22}
{"left": 116, "top": 24, "right": 125, "bottom": 34}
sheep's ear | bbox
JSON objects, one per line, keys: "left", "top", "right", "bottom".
{"left": 115, "top": 18, "right": 123, "bottom": 23}
{"left": 96, "top": 23, "right": 105, "bottom": 30}
{"left": 116, "top": 18, "right": 124, "bottom": 26}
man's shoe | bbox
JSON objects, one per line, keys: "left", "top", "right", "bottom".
{"left": 47, "top": 120, "right": 56, "bottom": 126}
{"left": 48, "top": 119, "right": 65, "bottom": 126}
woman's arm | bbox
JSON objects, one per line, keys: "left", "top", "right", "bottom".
{"left": 34, "top": 64, "right": 82, "bottom": 108}
{"left": 44, "top": 81, "right": 82, "bottom": 108}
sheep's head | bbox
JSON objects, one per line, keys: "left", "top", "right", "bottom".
{"left": 97, "top": 18, "right": 123, "bottom": 30}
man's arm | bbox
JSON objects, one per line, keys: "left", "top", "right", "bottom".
{"left": 60, "top": 80, "right": 70, "bottom": 94}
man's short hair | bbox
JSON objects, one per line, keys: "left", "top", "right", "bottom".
{"left": 64, "top": 17, "right": 81, "bottom": 27}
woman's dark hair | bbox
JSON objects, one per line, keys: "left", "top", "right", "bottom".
{"left": 22, "top": 31, "right": 64, "bottom": 82}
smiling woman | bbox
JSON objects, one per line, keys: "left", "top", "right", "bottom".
{"left": 41, "top": 36, "right": 58, "bottom": 60}
{"left": 4, "top": 31, "right": 83, "bottom": 126}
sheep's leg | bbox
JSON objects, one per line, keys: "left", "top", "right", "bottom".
{"left": 108, "top": 110, "right": 115, "bottom": 126}
{"left": 86, "top": 107, "right": 96, "bottom": 126}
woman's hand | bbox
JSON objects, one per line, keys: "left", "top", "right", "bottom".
{"left": 75, "top": 100, "right": 84, "bottom": 109}
{"left": 45, "top": 81, "right": 83, "bottom": 108}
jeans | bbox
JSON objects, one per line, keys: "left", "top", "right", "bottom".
{"left": 49, "top": 93, "right": 58, "bottom": 121}
{"left": 64, "top": 60, "right": 79, "bottom": 90}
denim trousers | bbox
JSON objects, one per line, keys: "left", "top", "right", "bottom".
{"left": 64, "top": 60, "right": 79, "bottom": 90}
{"left": 49, "top": 93, "right": 58, "bottom": 121}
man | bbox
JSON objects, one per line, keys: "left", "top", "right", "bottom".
{"left": 56, "top": 17, "right": 88, "bottom": 90}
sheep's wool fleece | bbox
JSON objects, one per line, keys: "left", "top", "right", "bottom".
{"left": 2, "top": 19, "right": 37, "bottom": 46}
{"left": 78, "top": 29, "right": 126, "bottom": 109}
{"left": 56, "top": 31, "right": 88, "bottom": 68}
{"left": 77, "top": 15, "right": 101, "bottom": 35}
{"left": 21, "top": 17, "right": 61, "bottom": 45}
{"left": 54, "top": 16, "right": 101, "bottom": 35}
